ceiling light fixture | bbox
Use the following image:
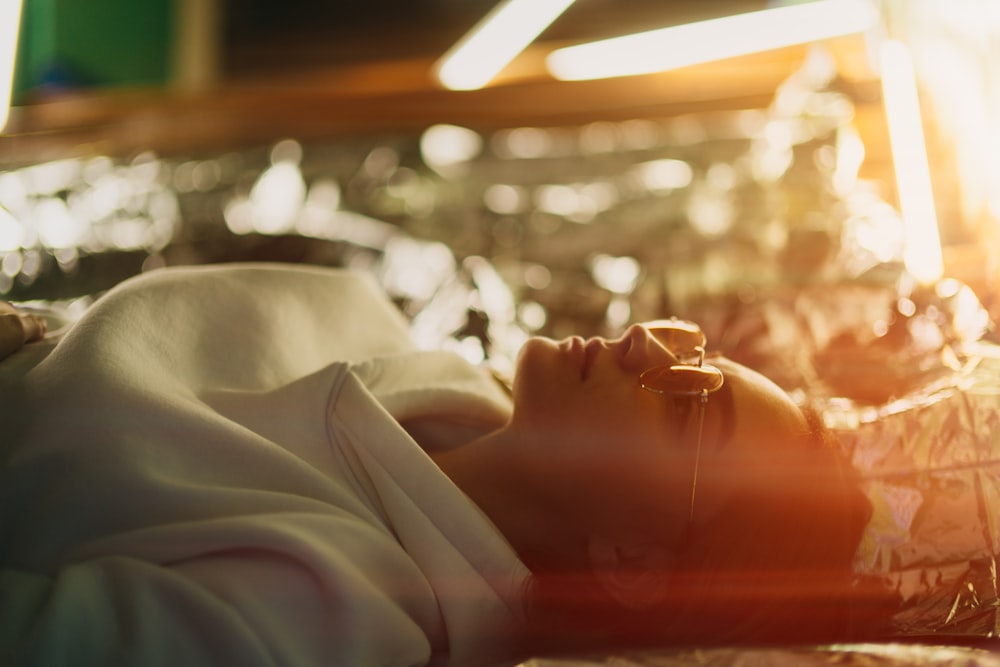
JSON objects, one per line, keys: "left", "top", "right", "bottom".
{"left": 435, "top": 0, "right": 576, "bottom": 91}
{"left": 546, "top": 0, "right": 877, "bottom": 81}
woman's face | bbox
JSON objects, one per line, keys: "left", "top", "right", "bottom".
{"left": 506, "top": 323, "right": 812, "bottom": 547}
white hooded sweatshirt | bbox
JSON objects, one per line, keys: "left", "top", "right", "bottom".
{"left": 0, "top": 263, "right": 528, "bottom": 667}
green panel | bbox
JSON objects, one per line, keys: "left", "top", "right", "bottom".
{"left": 14, "top": 0, "right": 175, "bottom": 99}
{"left": 13, "top": 0, "right": 60, "bottom": 100}
{"left": 56, "top": 0, "right": 174, "bottom": 86}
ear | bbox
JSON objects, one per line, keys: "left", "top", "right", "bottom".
{"left": 587, "top": 537, "right": 675, "bottom": 610}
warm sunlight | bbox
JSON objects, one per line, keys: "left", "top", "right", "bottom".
{"left": 881, "top": 39, "right": 944, "bottom": 286}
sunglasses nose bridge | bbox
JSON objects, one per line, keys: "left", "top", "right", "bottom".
{"left": 683, "top": 344, "right": 706, "bottom": 367}
{"left": 647, "top": 323, "right": 707, "bottom": 363}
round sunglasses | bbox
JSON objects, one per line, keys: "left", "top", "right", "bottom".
{"left": 637, "top": 319, "right": 724, "bottom": 523}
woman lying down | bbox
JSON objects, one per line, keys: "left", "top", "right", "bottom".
{"left": 0, "top": 263, "right": 873, "bottom": 667}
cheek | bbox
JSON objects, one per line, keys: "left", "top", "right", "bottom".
{"left": 510, "top": 359, "right": 695, "bottom": 511}
{"left": 534, "top": 409, "right": 685, "bottom": 499}
{"left": 512, "top": 381, "right": 629, "bottom": 451}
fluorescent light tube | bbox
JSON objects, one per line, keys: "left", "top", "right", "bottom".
{"left": 436, "top": 0, "right": 576, "bottom": 91}
{"left": 547, "top": 0, "right": 877, "bottom": 81}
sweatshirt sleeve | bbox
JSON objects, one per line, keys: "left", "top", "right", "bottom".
{"left": 2, "top": 559, "right": 276, "bottom": 667}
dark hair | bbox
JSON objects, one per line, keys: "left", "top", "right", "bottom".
{"left": 658, "top": 406, "right": 880, "bottom": 645}
{"left": 518, "top": 406, "right": 880, "bottom": 655}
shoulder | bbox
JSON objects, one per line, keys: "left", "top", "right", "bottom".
{"left": 100, "top": 262, "right": 393, "bottom": 315}
{"left": 74, "top": 262, "right": 414, "bottom": 358}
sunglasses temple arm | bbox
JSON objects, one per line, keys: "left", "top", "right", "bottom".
{"left": 689, "top": 389, "right": 708, "bottom": 523}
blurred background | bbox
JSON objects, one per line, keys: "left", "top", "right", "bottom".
{"left": 6, "top": 0, "right": 1000, "bottom": 647}
{"left": 4, "top": 0, "right": 1000, "bottom": 388}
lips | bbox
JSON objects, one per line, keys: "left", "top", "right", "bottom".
{"left": 561, "top": 335, "right": 623, "bottom": 380}
{"left": 560, "top": 336, "right": 586, "bottom": 378}
{"left": 581, "top": 339, "right": 602, "bottom": 380}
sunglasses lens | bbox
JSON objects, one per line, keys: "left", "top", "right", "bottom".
{"left": 640, "top": 364, "right": 724, "bottom": 395}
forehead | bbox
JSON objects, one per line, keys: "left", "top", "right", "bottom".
{"left": 695, "top": 357, "right": 812, "bottom": 508}
{"left": 713, "top": 357, "right": 807, "bottom": 432}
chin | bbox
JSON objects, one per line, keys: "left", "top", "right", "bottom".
{"left": 510, "top": 338, "right": 563, "bottom": 402}
{"left": 515, "top": 337, "right": 558, "bottom": 370}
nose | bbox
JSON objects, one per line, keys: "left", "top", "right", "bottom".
{"left": 618, "top": 323, "right": 679, "bottom": 371}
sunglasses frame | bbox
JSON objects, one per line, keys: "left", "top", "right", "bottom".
{"left": 637, "top": 320, "right": 724, "bottom": 523}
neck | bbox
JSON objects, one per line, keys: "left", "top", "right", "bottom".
{"left": 431, "top": 429, "right": 636, "bottom": 656}
{"left": 429, "top": 427, "right": 563, "bottom": 564}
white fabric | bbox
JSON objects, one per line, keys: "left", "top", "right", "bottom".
{"left": 0, "top": 263, "right": 528, "bottom": 667}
